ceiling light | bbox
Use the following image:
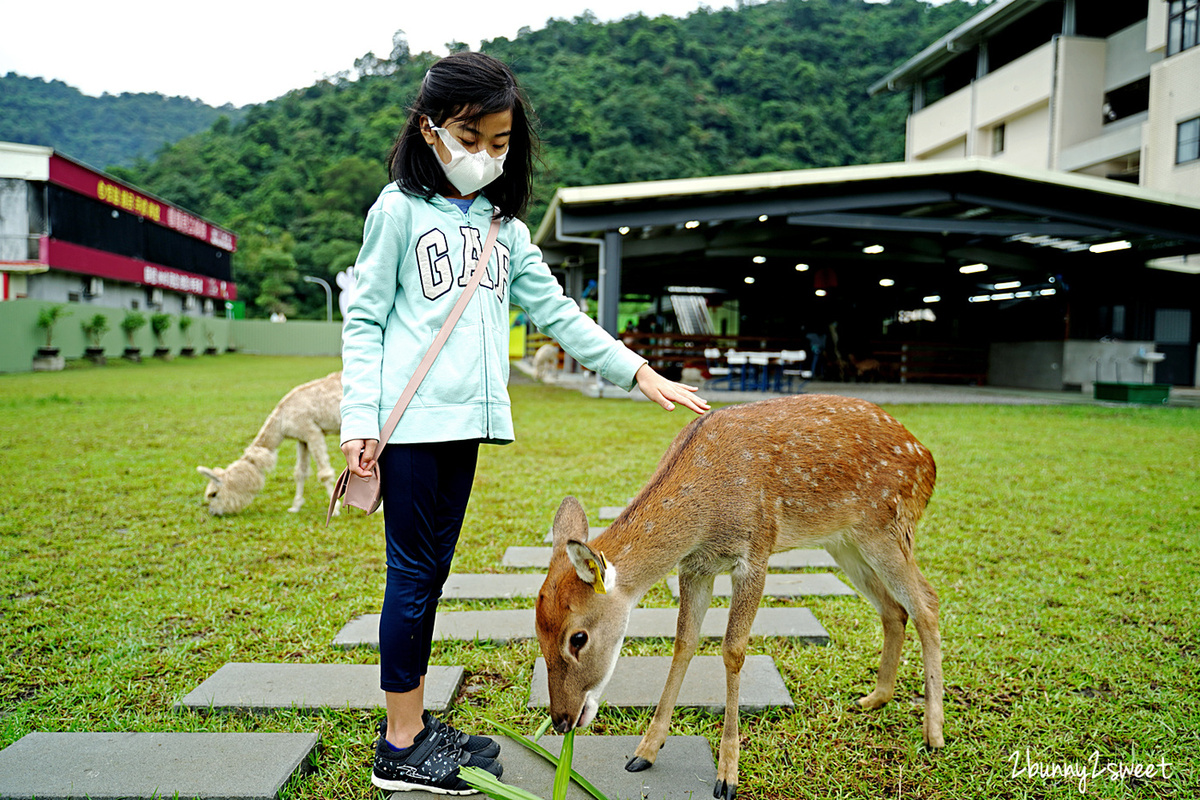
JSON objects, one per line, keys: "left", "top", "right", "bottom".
{"left": 923, "top": 295, "right": 941, "bottom": 303}
{"left": 815, "top": 289, "right": 827, "bottom": 297}
{"left": 960, "top": 263, "right": 988, "bottom": 274}
{"left": 618, "top": 226, "right": 630, "bottom": 235}
{"left": 993, "top": 280, "right": 1021, "bottom": 290}
{"left": 1015, "top": 291, "right": 1033, "bottom": 298}
{"left": 752, "top": 256, "right": 767, "bottom": 264}
{"left": 879, "top": 278, "right": 895, "bottom": 287}
{"left": 1039, "top": 288, "right": 1057, "bottom": 296}
{"left": 744, "top": 276, "right": 755, "bottom": 284}
{"left": 863, "top": 244, "right": 885, "bottom": 254}
{"left": 795, "top": 263, "right": 809, "bottom": 271}
{"left": 684, "top": 220, "right": 701, "bottom": 229}
{"left": 758, "top": 214, "right": 769, "bottom": 222}
{"left": 1089, "top": 240, "right": 1131, "bottom": 254}
{"left": 990, "top": 292, "right": 1015, "bottom": 301}
{"left": 969, "top": 294, "right": 992, "bottom": 303}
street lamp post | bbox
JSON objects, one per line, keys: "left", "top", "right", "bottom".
{"left": 303, "top": 276, "right": 333, "bottom": 322}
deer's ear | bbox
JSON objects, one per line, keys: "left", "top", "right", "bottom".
{"left": 197, "top": 466, "right": 222, "bottom": 483}
{"left": 565, "top": 540, "right": 608, "bottom": 594}
{"left": 552, "top": 496, "right": 589, "bottom": 549}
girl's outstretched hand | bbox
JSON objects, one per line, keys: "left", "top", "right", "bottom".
{"left": 635, "top": 364, "right": 710, "bottom": 415}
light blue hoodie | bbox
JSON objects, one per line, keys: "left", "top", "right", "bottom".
{"left": 341, "top": 184, "right": 646, "bottom": 445}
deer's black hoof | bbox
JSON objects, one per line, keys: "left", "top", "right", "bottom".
{"left": 625, "top": 756, "right": 653, "bottom": 772}
{"left": 714, "top": 779, "right": 737, "bottom": 800}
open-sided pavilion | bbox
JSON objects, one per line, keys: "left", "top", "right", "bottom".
{"left": 532, "top": 158, "right": 1200, "bottom": 390}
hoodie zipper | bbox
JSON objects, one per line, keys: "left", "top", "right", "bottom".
{"left": 475, "top": 212, "right": 492, "bottom": 441}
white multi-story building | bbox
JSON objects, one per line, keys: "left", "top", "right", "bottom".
{"left": 872, "top": 0, "right": 1199, "bottom": 206}
{"left": 866, "top": 0, "right": 1198, "bottom": 386}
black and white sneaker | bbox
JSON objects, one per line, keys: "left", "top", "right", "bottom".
{"left": 423, "top": 713, "right": 502, "bottom": 760}
{"left": 376, "top": 715, "right": 501, "bottom": 760}
{"left": 372, "top": 724, "right": 502, "bottom": 794}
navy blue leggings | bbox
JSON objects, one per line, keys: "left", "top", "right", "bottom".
{"left": 377, "top": 440, "right": 479, "bottom": 694}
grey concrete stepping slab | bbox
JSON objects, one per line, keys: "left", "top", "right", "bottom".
{"left": 335, "top": 607, "right": 829, "bottom": 647}
{"left": 624, "top": 607, "right": 829, "bottom": 643}
{"left": 543, "top": 526, "right": 606, "bottom": 542}
{"left": 768, "top": 548, "right": 840, "bottom": 569}
{"left": 507, "top": 545, "right": 838, "bottom": 570}
{"left": 598, "top": 506, "right": 624, "bottom": 520}
{"left": 0, "top": 731, "right": 318, "bottom": 800}
{"left": 669, "top": 572, "right": 855, "bottom": 598}
{"left": 530, "top": 655, "right": 793, "bottom": 713}
{"left": 175, "top": 663, "right": 463, "bottom": 713}
{"left": 503, "top": 546, "right": 550, "bottom": 567}
{"left": 440, "top": 573, "right": 546, "bottom": 599}
{"left": 404, "top": 735, "right": 713, "bottom": 800}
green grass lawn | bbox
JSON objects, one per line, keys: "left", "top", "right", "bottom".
{"left": 1, "top": 355, "right": 1197, "bottom": 799}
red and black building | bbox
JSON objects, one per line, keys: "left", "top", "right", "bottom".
{"left": 0, "top": 141, "right": 237, "bottom": 313}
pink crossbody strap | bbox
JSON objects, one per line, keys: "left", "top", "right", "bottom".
{"left": 374, "top": 215, "right": 502, "bottom": 455}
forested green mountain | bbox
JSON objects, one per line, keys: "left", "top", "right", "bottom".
{"left": 0, "top": 73, "right": 244, "bottom": 169}
{"left": 115, "top": 0, "right": 980, "bottom": 318}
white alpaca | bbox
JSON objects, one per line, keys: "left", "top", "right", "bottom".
{"left": 533, "top": 342, "right": 560, "bottom": 382}
{"left": 198, "top": 371, "right": 343, "bottom": 515}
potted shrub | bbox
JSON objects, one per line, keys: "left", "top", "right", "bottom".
{"left": 33, "top": 304, "right": 70, "bottom": 371}
{"left": 81, "top": 313, "right": 110, "bottom": 365}
{"left": 150, "top": 313, "right": 173, "bottom": 359}
{"left": 120, "top": 310, "right": 147, "bottom": 361}
{"left": 178, "top": 315, "right": 196, "bottom": 357}
{"left": 202, "top": 322, "right": 218, "bottom": 355}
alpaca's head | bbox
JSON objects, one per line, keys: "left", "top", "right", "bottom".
{"left": 197, "top": 446, "right": 277, "bottom": 515}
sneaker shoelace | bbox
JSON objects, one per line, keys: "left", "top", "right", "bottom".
{"left": 425, "top": 713, "right": 496, "bottom": 755}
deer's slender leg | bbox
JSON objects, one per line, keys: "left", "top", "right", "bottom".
{"left": 627, "top": 570, "right": 714, "bottom": 771}
{"left": 712, "top": 559, "right": 768, "bottom": 800}
{"left": 909, "top": 570, "right": 944, "bottom": 748}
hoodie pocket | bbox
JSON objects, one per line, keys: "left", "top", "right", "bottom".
{"left": 415, "top": 320, "right": 482, "bottom": 407}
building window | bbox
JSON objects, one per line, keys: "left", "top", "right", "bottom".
{"left": 1168, "top": 0, "right": 1199, "bottom": 56}
{"left": 1178, "top": 117, "right": 1200, "bottom": 164}
{"left": 992, "top": 124, "right": 1006, "bottom": 155}
{"left": 1102, "top": 77, "right": 1150, "bottom": 125}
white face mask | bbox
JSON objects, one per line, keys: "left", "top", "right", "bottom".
{"left": 427, "top": 118, "right": 507, "bottom": 196}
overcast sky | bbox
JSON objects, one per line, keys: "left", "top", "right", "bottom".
{"left": 1, "top": 0, "right": 753, "bottom": 108}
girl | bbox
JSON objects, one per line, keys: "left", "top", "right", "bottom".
{"left": 340, "top": 51, "right": 708, "bottom": 794}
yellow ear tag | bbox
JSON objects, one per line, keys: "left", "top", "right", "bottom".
{"left": 587, "top": 552, "right": 608, "bottom": 595}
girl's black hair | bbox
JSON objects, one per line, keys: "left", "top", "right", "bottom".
{"left": 388, "top": 51, "right": 538, "bottom": 221}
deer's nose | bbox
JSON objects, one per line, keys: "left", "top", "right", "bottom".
{"left": 553, "top": 714, "right": 574, "bottom": 734}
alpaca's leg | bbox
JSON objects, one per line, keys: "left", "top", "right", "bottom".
{"left": 290, "top": 440, "right": 309, "bottom": 512}
{"left": 311, "top": 435, "right": 340, "bottom": 516}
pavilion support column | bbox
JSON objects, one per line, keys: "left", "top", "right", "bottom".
{"left": 563, "top": 265, "right": 584, "bottom": 374}
{"left": 599, "top": 231, "right": 622, "bottom": 337}
{"left": 593, "top": 230, "right": 624, "bottom": 396}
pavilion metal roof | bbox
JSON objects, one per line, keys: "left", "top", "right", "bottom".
{"left": 533, "top": 158, "right": 1200, "bottom": 300}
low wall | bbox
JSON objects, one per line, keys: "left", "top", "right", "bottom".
{"left": 0, "top": 299, "right": 233, "bottom": 374}
{"left": 0, "top": 300, "right": 350, "bottom": 373}
{"left": 3, "top": 301, "right": 544, "bottom": 373}
{"left": 989, "top": 339, "right": 1162, "bottom": 392}
{"left": 229, "top": 319, "right": 341, "bottom": 356}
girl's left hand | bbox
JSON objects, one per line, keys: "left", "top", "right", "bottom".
{"left": 635, "top": 364, "right": 710, "bottom": 415}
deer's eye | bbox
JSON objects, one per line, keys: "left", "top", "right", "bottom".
{"left": 569, "top": 631, "right": 588, "bottom": 650}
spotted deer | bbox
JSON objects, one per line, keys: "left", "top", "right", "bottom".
{"left": 535, "top": 394, "right": 943, "bottom": 800}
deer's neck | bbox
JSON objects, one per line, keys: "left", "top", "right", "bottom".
{"left": 591, "top": 499, "right": 698, "bottom": 601}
